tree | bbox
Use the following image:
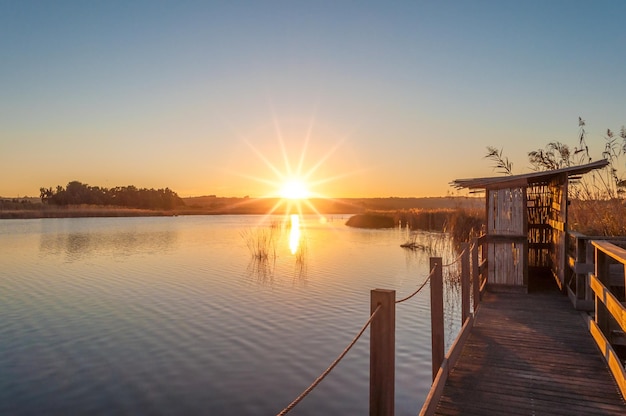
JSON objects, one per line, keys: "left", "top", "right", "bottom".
{"left": 39, "top": 181, "right": 186, "bottom": 209}
{"left": 39, "top": 187, "right": 54, "bottom": 204}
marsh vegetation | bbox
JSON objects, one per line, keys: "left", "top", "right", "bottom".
{"left": 487, "top": 117, "right": 626, "bottom": 236}
{"left": 241, "top": 226, "right": 278, "bottom": 260}
{"left": 347, "top": 207, "right": 484, "bottom": 244}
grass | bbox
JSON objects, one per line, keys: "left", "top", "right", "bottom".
{"left": 0, "top": 205, "right": 176, "bottom": 219}
{"left": 569, "top": 199, "right": 626, "bottom": 236}
{"left": 241, "top": 227, "right": 277, "bottom": 260}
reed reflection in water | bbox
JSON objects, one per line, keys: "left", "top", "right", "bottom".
{"left": 244, "top": 214, "right": 309, "bottom": 284}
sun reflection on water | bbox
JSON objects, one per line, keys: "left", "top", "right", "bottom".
{"left": 289, "top": 214, "right": 301, "bottom": 255}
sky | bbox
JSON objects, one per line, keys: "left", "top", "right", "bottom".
{"left": 2, "top": 1, "right": 626, "bottom": 198}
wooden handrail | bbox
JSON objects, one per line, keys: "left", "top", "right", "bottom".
{"left": 592, "top": 240, "right": 626, "bottom": 265}
{"left": 589, "top": 241, "right": 626, "bottom": 399}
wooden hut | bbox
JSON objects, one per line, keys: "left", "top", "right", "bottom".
{"left": 452, "top": 159, "right": 608, "bottom": 293}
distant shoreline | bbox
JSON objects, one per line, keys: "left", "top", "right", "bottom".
{"left": 0, "top": 196, "right": 483, "bottom": 220}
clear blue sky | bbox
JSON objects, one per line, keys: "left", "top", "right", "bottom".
{"left": 2, "top": 1, "right": 625, "bottom": 198}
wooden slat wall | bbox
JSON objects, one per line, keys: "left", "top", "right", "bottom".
{"left": 488, "top": 242, "right": 524, "bottom": 286}
{"left": 487, "top": 188, "right": 526, "bottom": 287}
{"left": 527, "top": 184, "right": 552, "bottom": 268}
{"left": 488, "top": 188, "right": 524, "bottom": 235}
{"left": 549, "top": 176, "right": 567, "bottom": 288}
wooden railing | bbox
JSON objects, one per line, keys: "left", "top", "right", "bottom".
{"left": 588, "top": 240, "right": 626, "bottom": 398}
{"left": 418, "top": 238, "right": 487, "bottom": 416}
{"left": 416, "top": 233, "right": 625, "bottom": 416}
{"left": 566, "top": 232, "right": 626, "bottom": 311}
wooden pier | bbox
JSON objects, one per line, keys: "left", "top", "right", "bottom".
{"left": 417, "top": 161, "right": 626, "bottom": 415}
{"left": 432, "top": 285, "right": 626, "bottom": 415}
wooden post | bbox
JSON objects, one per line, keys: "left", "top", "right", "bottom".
{"left": 461, "top": 243, "right": 470, "bottom": 323}
{"left": 575, "top": 235, "right": 585, "bottom": 300}
{"left": 595, "top": 248, "right": 611, "bottom": 337}
{"left": 472, "top": 239, "right": 480, "bottom": 312}
{"left": 430, "top": 257, "right": 444, "bottom": 381}
{"left": 585, "top": 239, "right": 594, "bottom": 302}
{"left": 370, "top": 289, "right": 395, "bottom": 416}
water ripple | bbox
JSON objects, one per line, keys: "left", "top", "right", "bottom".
{"left": 0, "top": 216, "right": 461, "bottom": 415}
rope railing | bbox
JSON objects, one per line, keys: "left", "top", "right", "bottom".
{"left": 277, "top": 240, "right": 482, "bottom": 416}
{"left": 276, "top": 304, "right": 383, "bottom": 415}
{"left": 441, "top": 244, "right": 469, "bottom": 267}
{"left": 396, "top": 266, "right": 436, "bottom": 304}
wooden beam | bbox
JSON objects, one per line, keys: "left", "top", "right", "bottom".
{"left": 589, "top": 319, "right": 626, "bottom": 399}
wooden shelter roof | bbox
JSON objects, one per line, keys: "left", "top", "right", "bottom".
{"left": 451, "top": 159, "right": 609, "bottom": 190}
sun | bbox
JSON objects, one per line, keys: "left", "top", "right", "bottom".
{"left": 235, "top": 114, "right": 361, "bottom": 218}
{"left": 279, "top": 179, "right": 311, "bottom": 200}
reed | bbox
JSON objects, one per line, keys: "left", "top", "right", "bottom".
{"left": 443, "top": 208, "right": 485, "bottom": 243}
{"left": 346, "top": 208, "right": 484, "bottom": 243}
{"left": 241, "top": 227, "right": 277, "bottom": 260}
{"left": 569, "top": 199, "right": 626, "bottom": 236}
{"left": 396, "top": 208, "right": 484, "bottom": 243}
{"left": 294, "top": 237, "right": 308, "bottom": 281}
{"left": 394, "top": 209, "right": 449, "bottom": 231}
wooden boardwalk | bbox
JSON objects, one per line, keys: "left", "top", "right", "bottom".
{"left": 434, "top": 286, "right": 626, "bottom": 415}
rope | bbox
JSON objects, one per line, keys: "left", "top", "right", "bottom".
{"left": 395, "top": 266, "right": 436, "bottom": 304}
{"left": 442, "top": 245, "right": 469, "bottom": 267}
{"left": 276, "top": 304, "right": 382, "bottom": 416}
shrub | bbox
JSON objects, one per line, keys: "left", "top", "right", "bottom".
{"left": 345, "top": 214, "right": 396, "bottom": 228}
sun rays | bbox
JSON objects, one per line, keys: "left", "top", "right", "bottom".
{"left": 237, "top": 113, "right": 360, "bottom": 220}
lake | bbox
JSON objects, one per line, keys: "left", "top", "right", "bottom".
{"left": 0, "top": 215, "right": 462, "bottom": 415}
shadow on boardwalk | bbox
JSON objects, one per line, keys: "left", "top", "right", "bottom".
{"left": 435, "top": 280, "right": 626, "bottom": 415}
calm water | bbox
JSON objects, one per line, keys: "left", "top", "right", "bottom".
{"left": 0, "top": 215, "right": 462, "bottom": 415}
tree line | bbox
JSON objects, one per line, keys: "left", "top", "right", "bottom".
{"left": 40, "top": 181, "right": 185, "bottom": 210}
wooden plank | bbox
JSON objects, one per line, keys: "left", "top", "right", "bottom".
{"left": 572, "top": 260, "right": 594, "bottom": 274}
{"left": 419, "top": 359, "right": 448, "bottom": 416}
{"left": 429, "top": 289, "right": 626, "bottom": 415}
{"left": 548, "top": 218, "right": 564, "bottom": 231}
{"left": 447, "top": 315, "right": 474, "bottom": 370}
